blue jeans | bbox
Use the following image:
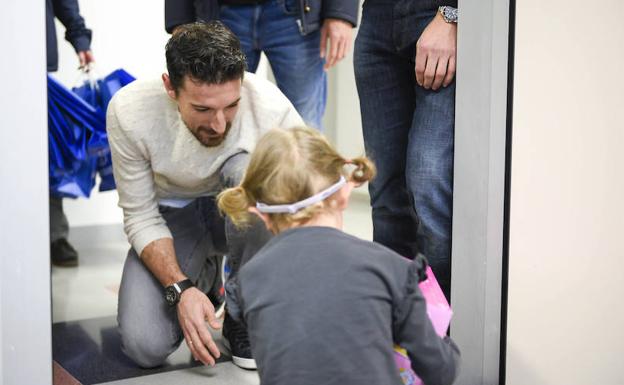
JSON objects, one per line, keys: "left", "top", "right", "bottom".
{"left": 354, "top": 1, "right": 455, "bottom": 299}
{"left": 220, "top": 0, "right": 326, "bottom": 129}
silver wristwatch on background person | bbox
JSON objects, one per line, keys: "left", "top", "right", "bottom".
{"left": 439, "top": 6, "right": 458, "bottom": 23}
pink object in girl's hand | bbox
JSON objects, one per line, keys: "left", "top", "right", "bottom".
{"left": 394, "top": 346, "right": 421, "bottom": 385}
{"left": 394, "top": 266, "right": 452, "bottom": 385}
{"left": 419, "top": 266, "right": 452, "bottom": 337}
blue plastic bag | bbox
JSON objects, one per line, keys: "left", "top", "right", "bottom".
{"left": 72, "top": 68, "right": 136, "bottom": 192}
{"left": 48, "top": 69, "right": 136, "bottom": 198}
{"left": 48, "top": 75, "right": 105, "bottom": 198}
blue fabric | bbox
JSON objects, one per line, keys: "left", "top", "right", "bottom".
{"left": 354, "top": 3, "right": 455, "bottom": 299}
{"left": 220, "top": 0, "right": 326, "bottom": 129}
{"left": 72, "top": 69, "right": 137, "bottom": 192}
{"left": 48, "top": 69, "right": 136, "bottom": 198}
{"left": 48, "top": 75, "right": 103, "bottom": 198}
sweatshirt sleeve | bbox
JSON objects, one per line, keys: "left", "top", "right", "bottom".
{"left": 393, "top": 261, "right": 461, "bottom": 385}
{"left": 52, "top": 0, "right": 92, "bottom": 52}
{"left": 106, "top": 97, "right": 173, "bottom": 256}
{"left": 278, "top": 101, "right": 306, "bottom": 130}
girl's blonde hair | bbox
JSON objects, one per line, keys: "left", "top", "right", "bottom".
{"left": 217, "top": 126, "right": 376, "bottom": 231}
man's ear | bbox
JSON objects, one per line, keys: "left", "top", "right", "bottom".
{"left": 248, "top": 207, "right": 274, "bottom": 232}
{"left": 162, "top": 73, "right": 177, "bottom": 100}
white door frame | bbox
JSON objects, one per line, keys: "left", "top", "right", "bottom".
{"left": 451, "top": 0, "right": 513, "bottom": 384}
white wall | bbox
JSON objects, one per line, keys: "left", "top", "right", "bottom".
{"left": 507, "top": 1, "right": 624, "bottom": 384}
{"left": 324, "top": 36, "right": 365, "bottom": 160}
{"left": 0, "top": 1, "right": 51, "bottom": 384}
{"left": 324, "top": 2, "right": 367, "bottom": 198}
{"left": 53, "top": 0, "right": 170, "bottom": 226}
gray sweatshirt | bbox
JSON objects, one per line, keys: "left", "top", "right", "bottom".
{"left": 234, "top": 226, "right": 460, "bottom": 385}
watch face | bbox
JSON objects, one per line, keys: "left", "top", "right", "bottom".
{"left": 165, "top": 286, "right": 179, "bottom": 306}
{"left": 442, "top": 7, "right": 458, "bottom": 23}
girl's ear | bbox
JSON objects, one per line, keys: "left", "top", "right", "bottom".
{"left": 248, "top": 207, "right": 274, "bottom": 232}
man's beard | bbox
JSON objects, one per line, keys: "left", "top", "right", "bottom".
{"left": 193, "top": 122, "right": 232, "bottom": 147}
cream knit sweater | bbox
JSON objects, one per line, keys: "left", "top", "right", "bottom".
{"left": 106, "top": 73, "right": 304, "bottom": 255}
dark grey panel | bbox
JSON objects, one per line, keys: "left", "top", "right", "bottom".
{"left": 52, "top": 316, "right": 231, "bottom": 385}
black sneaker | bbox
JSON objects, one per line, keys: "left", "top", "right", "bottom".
{"left": 196, "top": 256, "right": 225, "bottom": 310}
{"left": 222, "top": 313, "right": 256, "bottom": 370}
{"left": 51, "top": 238, "right": 78, "bottom": 267}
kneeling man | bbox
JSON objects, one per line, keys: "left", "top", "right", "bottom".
{"left": 107, "top": 21, "right": 304, "bottom": 369}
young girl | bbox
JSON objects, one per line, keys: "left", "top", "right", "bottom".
{"left": 218, "top": 126, "right": 460, "bottom": 385}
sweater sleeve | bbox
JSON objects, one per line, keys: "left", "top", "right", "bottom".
{"left": 52, "top": 0, "right": 92, "bottom": 52}
{"left": 393, "top": 261, "right": 461, "bottom": 385}
{"left": 278, "top": 102, "right": 306, "bottom": 130}
{"left": 106, "top": 98, "right": 173, "bottom": 256}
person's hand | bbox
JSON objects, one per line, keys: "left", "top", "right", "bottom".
{"left": 177, "top": 287, "right": 222, "bottom": 366}
{"left": 415, "top": 12, "right": 457, "bottom": 90}
{"left": 77, "top": 50, "right": 95, "bottom": 70}
{"left": 320, "top": 18, "right": 353, "bottom": 70}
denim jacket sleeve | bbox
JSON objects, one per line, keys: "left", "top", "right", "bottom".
{"left": 51, "top": 0, "right": 91, "bottom": 52}
{"left": 320, "top": 0, "right": 359, "bottom": 27}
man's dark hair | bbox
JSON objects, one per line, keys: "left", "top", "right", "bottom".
{"left": 165, "top": 21, "right": 247, "bottom": 91}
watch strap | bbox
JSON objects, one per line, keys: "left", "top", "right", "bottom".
{"left": 439, "top": 6, "right": 458, "bottom": 23}
{"left": 171, "top": 278, "right": 194, "bottom": 295}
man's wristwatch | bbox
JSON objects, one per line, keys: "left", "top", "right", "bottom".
{"left": 164, "top": 279, "right": 194, "bottom": 306}
{"left": 439, "top": 6, "right": 458, "bottom": 23}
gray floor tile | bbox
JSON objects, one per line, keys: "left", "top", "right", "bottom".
{"left": 97, "top": 363, "right": 259, "bottom": 385}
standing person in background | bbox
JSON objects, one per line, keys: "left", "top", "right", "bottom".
{"left": 47, "top": 0, "right": 95, "bottom": 266}
{"left": 164, "top": 0, "right": 358, "bottom": 129}
{"left": 354, "top": 2, "right": 458, "bottom": 300}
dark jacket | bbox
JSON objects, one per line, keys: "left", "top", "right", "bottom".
{"left": 46, "top": 0, "right": 92, "bottom": 72}
{"left": 164, "top": 0, "right": 359, "bottom": 35}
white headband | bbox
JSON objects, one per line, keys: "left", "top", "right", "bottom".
{"left": 255, "top": 176, "right": 346, "bottom": 214}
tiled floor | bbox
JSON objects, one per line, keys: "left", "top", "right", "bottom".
{"left": 52, "top": 193, "right": 373, "bottom": 385}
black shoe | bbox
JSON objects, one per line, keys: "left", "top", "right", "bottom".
{"left": 196, "top": 256, "right": 225, "bottom": 310}
{"left": 51, "top": 238, "right": 78, "bottom": 267}
{"left": 222, "top": 313, "right": 256, "bottom": 370}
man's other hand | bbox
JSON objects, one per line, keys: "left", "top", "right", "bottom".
{"left": 78, "top": 50, "right": 95, "bottom": 70}
{"left": 320, "top": 18, "right": 353, "bottom": 70}
{"left": 415, "top": 12, "right": 457, "bottom": 90}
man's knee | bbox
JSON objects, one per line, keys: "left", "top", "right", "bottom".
{"left": 119, "top": 321, "right": 179, "bottom": 368}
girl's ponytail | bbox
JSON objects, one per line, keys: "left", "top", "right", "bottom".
{"left": 348, "top": 156, "right": 376, "bottom": 184}
{"left": 217, "top": 186, "right": 253, "bottom": 228}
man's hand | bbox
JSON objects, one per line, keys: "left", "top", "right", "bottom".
{"left": 78, "top": 50, "right": 95, "bottom": 70}
{"left": 320, "top": 18, "right": 353, "bottom": 70}
{"left": 177, "top": 287, "right": 222, "bottom": 366}
{"left": 140, "top": 239, "right": 221, "bottom": 365}
{"left": 415, "top": 12, "right": 457, "bottom": 90}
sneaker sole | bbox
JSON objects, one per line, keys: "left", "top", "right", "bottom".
{"left": 222, "top": 338, "right": 257, "bottom": 370}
